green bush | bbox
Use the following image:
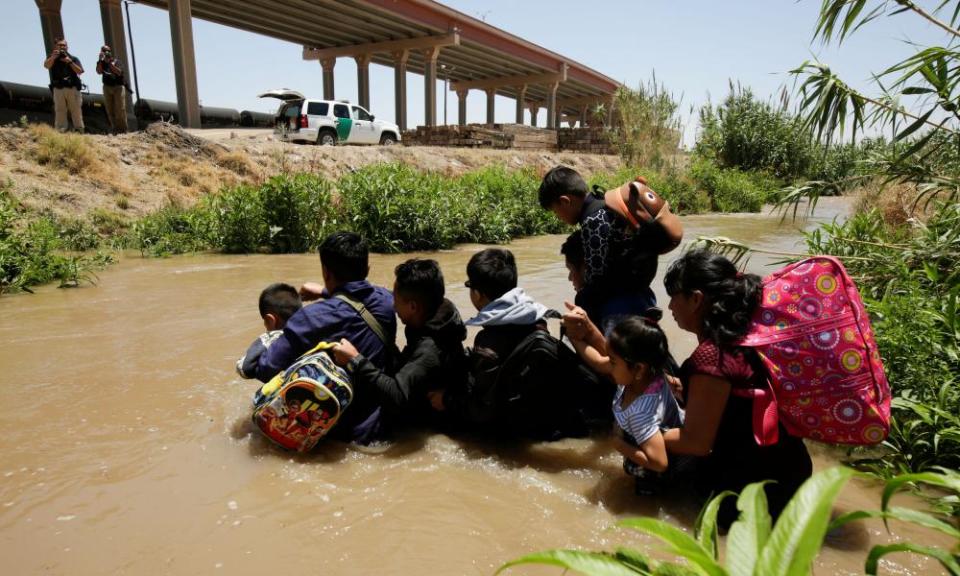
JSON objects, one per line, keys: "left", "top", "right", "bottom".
{"left": 337, "top": 164, "right": 467, "bottom": 252}
{"left": 260, "top": 173, "right": 337, "bottom": 253}
{"left": 690, "top": 158, "right": 770, "bottom": 212}
{"left": 132, "top": 202, "right": 214, "bottom": 257}
{"left": 0, "top": 184, "right": 111, "bottom": 293}
{"left": 458, "top": 166, "right": 565, "bottom": 242}
{"left": 696, "top": 86, "right": 815, "bottom": 180}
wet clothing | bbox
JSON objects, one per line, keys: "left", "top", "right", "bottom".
{"left": 347, "top": 299, "right": 467, "bottom": 425}
{"left": 442, "top": 288, "right": 602, "bottom": 439}
{"left": 235, "top": 330, "right": 284, "bottom": 379}
{"left": 681, "top": 339, "right": 812, "bottom": 526}
{"left": 443, "top": 288, "right": 553, "bottom": 427}
{"left": 254, "top": 280, "right": 396, "bottom": 444}
{"left": 577, "top": 193, "right": 664, "bottom": 331}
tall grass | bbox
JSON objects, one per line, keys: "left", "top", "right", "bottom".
{"left": 1, "top": 182, "right": 112, "bottom": 294}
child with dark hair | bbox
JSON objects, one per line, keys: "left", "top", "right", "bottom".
{"left": 662, "top": 248, "right": 811, "bottom": 526}
{"left": 430, "top": 248, "right": 559, "bottom": 426}
{"left": 331, "top": 259, "right": 467, "bottom": 426}
{"left": 563, "top": 310, "right": 688, "bottom": 494}
{"left": 561, "top": 231, "right": 586, "bottom": 293}
{"left": 236, "top": 283, "right": 302, "bottom": 379}
{"left": 539, "top": 166, "right": 682, "bottom": 334}
{"left": 251, "top": 231, "right": 397, "bottom": 444}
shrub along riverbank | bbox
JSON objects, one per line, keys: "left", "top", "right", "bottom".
{"left": 2, "top": 160, "right": 786, "bottom": 294}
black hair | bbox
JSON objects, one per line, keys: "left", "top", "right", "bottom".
{"left": 560, "top": 231, "right": 584, "bottom": 267}
{"left": 538, "top": 165, "right": 588, "bottom": 209}
{"left": 607, "top": 316, "right": 671, "bottom": 373}
{"left": 663, "top": 248, "right": 762, "bottom": 347}
{"left": 258, "top": 282, "right": 302, "bottom": 322}
{"left": 319, "top": 231, "right": 368, "bottom": 283}
{"left": 466, "top": 248, "right": 517, "bottom": 300}
{"left": 394, "top": 258, "right": 445, "bottom": 314}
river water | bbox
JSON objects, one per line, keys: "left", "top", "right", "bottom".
{"left": 0, "top": 197, "right": 951, "bottom": 575}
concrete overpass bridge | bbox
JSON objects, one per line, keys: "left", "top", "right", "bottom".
{"left": 33, "top": 0, "right": 620, "bottom": 130}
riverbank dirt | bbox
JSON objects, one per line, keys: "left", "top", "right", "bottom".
{"left": 0, "top": 124, "right": 621, "bottom": 221}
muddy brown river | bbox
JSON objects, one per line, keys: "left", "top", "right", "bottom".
{"left": 0, "top": 197, "right": 951, "bottom": 574}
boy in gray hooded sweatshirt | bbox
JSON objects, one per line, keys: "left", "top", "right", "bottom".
{"left": 430, "top": 248, "right": 561, "bottom": 431}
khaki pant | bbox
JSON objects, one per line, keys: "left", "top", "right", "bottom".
{"left": 53, "top": 87, "right": 84, "bottom": 132}
{"left": 103, "top": 84, "right": 128, "bottom": 133}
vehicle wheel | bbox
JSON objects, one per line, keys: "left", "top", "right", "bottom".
{"left": 318, "top": 130, "right": 337, "bottom": 146}
{"left": 379, "top": 133, "right": 397, "bottom": 146}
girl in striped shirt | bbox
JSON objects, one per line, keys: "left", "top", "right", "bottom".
{"left": 565, "top": 311, "right": 685, "bottom": 493}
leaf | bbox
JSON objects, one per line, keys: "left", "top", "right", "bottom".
{"left": 754, "top": 467, "right": 855, "bottom": 576}
{"left": 614, "top": 547, "right": 657, "bottom": 573}
{"left": 828, "top": 507, "right": 960, "bottom": 539}
{"left": 496, "top": 550, "right": 644, "bottom": 576}
{"left": 696, "top": 491, "right": 736, "bottom": 559}
{"left": 882, "top": 471, "right": 960, "bottom": 512}
{"left": 864, "top": 543, "right": 960, "bottom": 575}
{"left": 618, "top": 518, "right": 727, "bottom": 576}
{"left": 726, "top": 483, "right": 772, "bottom": 576}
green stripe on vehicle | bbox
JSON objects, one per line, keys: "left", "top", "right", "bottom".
{"left": 336, "top": 118, "right": 353, "bottom": 141}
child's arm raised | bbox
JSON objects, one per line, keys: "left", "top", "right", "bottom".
{"left": 562, "top": 301, "right": 610, "bottom": 375}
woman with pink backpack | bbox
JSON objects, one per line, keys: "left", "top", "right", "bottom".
{"left": 662, "top": 248, "right": 813, "bottom": 528}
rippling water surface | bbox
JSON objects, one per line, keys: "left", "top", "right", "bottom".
{"left": 0, "top": 198, "right": 949, "bottom": 574}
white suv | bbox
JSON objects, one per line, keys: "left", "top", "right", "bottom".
{"left": 258, "top": 89, "right": 401, "bottom": 146}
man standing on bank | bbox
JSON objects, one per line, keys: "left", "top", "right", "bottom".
{"left": 44, "top": 38, "right": 85, "bottom": 133}
{"left": 96, "top": 45, "right": 128, "bottom": 133}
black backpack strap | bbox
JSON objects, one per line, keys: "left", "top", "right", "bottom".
{"left": 333, "top": 293, "right": 388, "bottom": 344}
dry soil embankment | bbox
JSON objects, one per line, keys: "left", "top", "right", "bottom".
{"left": 0, "top": 124, "right": 620, "bottom": 221}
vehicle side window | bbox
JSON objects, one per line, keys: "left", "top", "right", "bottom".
{"left": 333, "top": 104, "right": 350, "bottom": 119}
{"left": 353, "top": 107, "right": 372, "bottom": 121}
{"left": 307, "top": 102, "right": 329, "bottom": 116}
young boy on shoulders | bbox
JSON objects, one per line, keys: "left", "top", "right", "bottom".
{"left": 235, "top": 282, "right": 302, "bottom": 379}
{"left": 251, "top": 231, "right": 397, "bottom": 444}
{"left": 330, "top": 258, "right": 467, "bottom": 426}
{"left": 539, "top": 166, "right": 682, "bottom": 334}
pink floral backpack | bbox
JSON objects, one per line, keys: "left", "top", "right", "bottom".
{"left": 736, "top": 256, "right": 891, "bottom": 446}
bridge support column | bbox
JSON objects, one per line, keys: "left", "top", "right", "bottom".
{"left": 423, "top": 46, "right": 440, "bottom": 126}
{"left": 393, "top": 50, "right": 408, "bottom": 130}
{"left": 515, "top": 84, "right": 527, "bottom": 125}
{"left": 485, "top": 88, "right": 496, "bottom": 125}
{"left": 545, "top": 82, "right": 558, "bottom": 129}
{"left": 355, "top": 53, "right": 371, "bottom": 110}
{"left": 321, "top": 58, "right": 336, "bottom": 101}
{"left": 35, "top": 0, "right": 64, "bottom": 57}
{"left": 457, "top": 90, "right": 467, "bottom": 126}
{"left": 168, "top": 0, "right": 200, "bottom": 128}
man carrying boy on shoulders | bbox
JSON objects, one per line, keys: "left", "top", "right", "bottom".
{"left": 251, "top": 231, "right": 396, "bottom": 444}
{"left": 330, "top": 259, "right": 467, "bottom": 428}
{"left": 538, "top": 166, "right": 683, "bottom": 334}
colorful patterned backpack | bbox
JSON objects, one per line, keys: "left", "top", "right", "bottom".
{"left": 252, "top": 342, "right": 353, "bottom": 452}
{"left": 737, "top": 256, "right": 891, "bottom": 446}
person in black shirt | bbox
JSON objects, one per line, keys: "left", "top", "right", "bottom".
{"left": 96, "top": 45, "right": 127, "bottom": 133}
{"left": 43, "top": 38, "right": 85, "bottom": 132}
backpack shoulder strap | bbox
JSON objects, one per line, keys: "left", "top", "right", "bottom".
{"left": 334, "top": 293, "right": 388, "bottom": 344}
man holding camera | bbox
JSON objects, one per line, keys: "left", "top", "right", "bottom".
{"left": 96, "top": 45, "right": 128, "bottom": 133}
{"left": 43, "top": 38, "right": 85, "bottom": 133}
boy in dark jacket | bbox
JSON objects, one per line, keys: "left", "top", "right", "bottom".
{"left": 331, "top": 259, "right": 467, "bottom": 427}
{"left": 430, "top": 248, "right": 559, "bottom": 430}
{"left": 252, "top": 231, "right": 396, "bottom": 444}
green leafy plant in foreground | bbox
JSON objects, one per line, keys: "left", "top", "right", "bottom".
{"left": 498, "top": 467, "right": 960, "bottom": 576}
